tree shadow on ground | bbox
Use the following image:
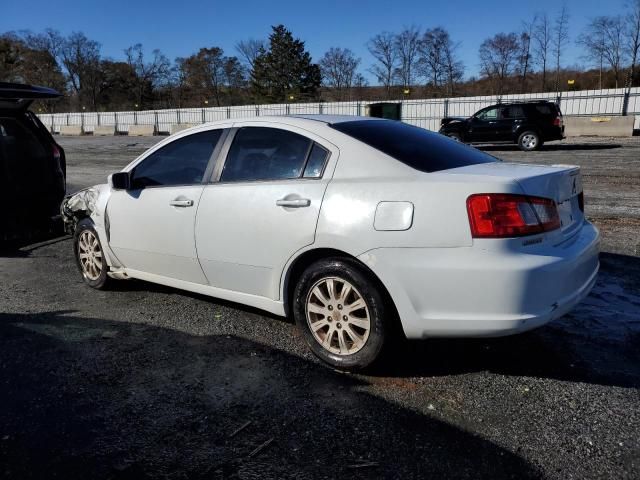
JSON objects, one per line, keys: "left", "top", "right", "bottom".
{"left": 0, "top": 311, "right": 540, "bottom": 480}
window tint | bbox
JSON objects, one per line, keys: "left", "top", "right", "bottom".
{"left": 330, "top": 120, "right": 497, "bottom": 173}
{"left": 303, "top": 143, "right": 329, "bottom": 178}
{"left": 476, "top": 108, "right": 498, "bottom": 121}
{"left": 131, "top": 130, "right": 222, "bottom": 188}
{"left": 534, "top": 104, "right": 554, "bottom": 116}
{"left": 221, "top": 127, "right": 312, "bottom": 182}
{"left": 500, "top": 105, "right": 524, "bottom": 119}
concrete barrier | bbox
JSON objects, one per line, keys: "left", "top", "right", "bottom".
{"left": 128, "top": 125, "right": 156, "bottom": 136}
{"left": 59, "top": 125, "right": 83, "bottom": 136}
{"left": 564, "top": 116, "right": 635, "bottom": 137}
{"left": 170, "top": 123, "right": 196, "bottom": 135}
{"left": 93, "top": 125, "right": 116, "bottom": 136}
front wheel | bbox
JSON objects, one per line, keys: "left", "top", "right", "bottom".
{"left": 518, "top": 131, "right": 541, "bottom": 151}
{"left": 293, "top": 258, "right": 388, "bottom": 371}
{"left": 74, "top": 219, "right": 110, "bottom": 289}
{"left": 446, "top": 132, "right": 463, "bottom": 142}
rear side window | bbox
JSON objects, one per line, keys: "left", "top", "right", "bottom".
{"left": 534, "top": 104, "right": 555, "bottom": 116}
{"left": 131, "top": 129, "right": 222, "bottom": 188}
{"left": 500, "top": 106, "right": 525, "bottom": 119}
{"left": 221, "top": 127, "right": 326, "bottom": 182}
{"left": 331, "top": 120, "right": 497, "bottom": 173}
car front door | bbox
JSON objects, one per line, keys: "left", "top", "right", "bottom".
{"left": 194, "top": 123, "right": 336, "bottom": 300}
{"left": 107, "top": 128, "right": 227, "bottom": 283}
{"left": 467, "top": 107, "right": 499, "bottom": 143}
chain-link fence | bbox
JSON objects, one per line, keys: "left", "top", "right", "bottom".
{"left": 38, "top": 87, "right": 640, "bottom": 134}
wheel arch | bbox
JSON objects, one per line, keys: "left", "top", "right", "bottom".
{"left": 282, "top": 247, "right": 405, "bottom": 337}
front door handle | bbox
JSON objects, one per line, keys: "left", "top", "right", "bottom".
{"left": 276, "top": 198, "right": 311, "bottom": 208}
{"left": 170, "top": 199, "right": 194, "bottom": 207}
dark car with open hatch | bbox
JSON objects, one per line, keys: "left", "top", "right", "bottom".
{"left": 439, "top": 100, "right": 565, "bottom": 151}
{"left": 0, "top": 82, "right": 66, "bottom": 242}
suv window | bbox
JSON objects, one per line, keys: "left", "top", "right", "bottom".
{"left": 221, "top": 127, "right": 318, "bottom": 182}
{"left": 476, "top": 108, "right": 498, "bottom": 121}
{"left": 331, "top": 120, "right": 497, "bottom": 173}
{"left": 500, "top": 106, "right": 525, "bottom": 119}
{"left": 131, "top": 130, "right": 222, "bottom": 188}
{"left": 534, "top": 104, "right": 554, "bottom": 116}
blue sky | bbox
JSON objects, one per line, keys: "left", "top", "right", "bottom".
{"left": 2, "top": 0, "right": 628, "bottom": 81}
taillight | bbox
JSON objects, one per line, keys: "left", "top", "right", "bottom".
{"left": 553, "top": 116, "right": 562, "bottom": 127}
{"left": 467, "top": 194, "right": 560, "bottom": 238}
{"left": 52, "top": 143, "right": 61, "bottom": 160}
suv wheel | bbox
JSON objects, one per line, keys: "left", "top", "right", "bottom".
{"left": 518, "top": 131, "right": 541, "bottom": 151}
{"left": 293, "top": 258, "right": 388, "bottom": 371}
{"left": 447, "top": 132, "right": 463, "bottom": 142}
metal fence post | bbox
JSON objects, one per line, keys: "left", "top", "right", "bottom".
{"left": 154, "top": 111, "right": 159, "bottom": 131}
{"left": 134, "top": 111, "right": 138, "bottom": 125}
{"left": 227, "top": 107, "right": 231, "bottom": 119}
{"left": 622, "top": 91, "right": 630, "bottom": 116}
{"left": 201, "top": 108, "right": 205, "bottom": 123}
{"left": 443, "top": 99, "right": 449, "bottom": 118}
{"left": 357, "top": 101, "right": 362, "bottom": 116}
{"left": 177, "top": 109, "right": 181, "bottom": 124}
{"left": 256, "top": 105, "right": 260, "bottom": 117}
{"left": 66, "top": 113, "right": 69, "bottom": 126}
{"left": 115, "top": 112, "right": 119, "bottom": 134}
{"left": 97, "top": 112, "right": 101, "bottom": 126}
{"left": 319, "top": 103, "right": 323, "bottom": 114}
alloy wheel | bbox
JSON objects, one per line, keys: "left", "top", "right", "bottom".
{"left": 305, "top": 277, "right": 371, "bottom": 355}
{"left": 78, "top": 230, "right": 103, "bottom": 281}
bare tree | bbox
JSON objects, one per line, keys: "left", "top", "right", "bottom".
{"left": 518, "top": 17, "right": 536, "bottom": 89}
{"left": 235, "top": 38, "right": 265, "bottom": 70}
{"left": 479, "top": 32, "right": 520, "bottom": 95}
{"left": 578, "top": 16, "right": 626, "bottom": 88}
{"left": 442, "top": 35, "right": 464, "bottom": 95}
{"left": 367, "top": 32, "right": 397, "bottom": 98}
{"left": 533, "top": 14, "right": 552, "bottom": 91}
{"left": 419, "top": 27, "right": 447, "bottom": 90}
{"left": 626, "top": 0, "right": 640, "bottom": 89}
{"left": 394, "top": 26, "right": 421, "bottom": 89}
{"left": 552, "top": 4, "right": 570, "bottom": 92}
{"left": 61, "top": 32, "right": 102, "bottom": 110}
{"left": 319, "top": 47, "right": 360, "bottom": 100}
{"left": 125, "top": 44, "right": 171, "bottom": 108}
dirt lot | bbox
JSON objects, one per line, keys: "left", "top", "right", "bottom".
{"left": 1, "top": 135, "right": 639, "bottom": 479}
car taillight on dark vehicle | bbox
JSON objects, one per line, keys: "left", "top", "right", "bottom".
{"left": 52, "top": 143, "right": 61, "bottom": 160}
{"left": 467, "top": 193, "right": 561, "bottom": 238}
{"left": 553, "top": 116, "right": 562, "bottom": 127}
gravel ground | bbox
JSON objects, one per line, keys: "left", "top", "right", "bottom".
{"left": 1, "top": 135, "right": 639, "bottom": 479}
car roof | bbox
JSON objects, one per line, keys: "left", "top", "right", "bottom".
{"left": 193, "top": 114, "right": 382, "bottom": 130}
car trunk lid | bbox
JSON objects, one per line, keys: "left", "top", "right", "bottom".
{"left": 0, "top": 82, "right": 61, "bottom": 111}
{"left": 444, "top": 162, "right": 585, "bottom": 240}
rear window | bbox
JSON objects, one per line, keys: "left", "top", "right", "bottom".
{"left": 330, "top": 120, "right": 497, "bottom": 173}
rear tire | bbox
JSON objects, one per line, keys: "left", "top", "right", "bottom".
{"left": 74, "top": 219, "right": 110, "bottom": 289}
{"left": 293, "top": 258, "right": 388, "bottom": 371}
{"left": 518, "top": 130, "right": 541, "bottom": 151}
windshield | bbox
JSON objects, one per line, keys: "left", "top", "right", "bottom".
{"left": 330, "top": 119, "right": 497, "bottom": 173}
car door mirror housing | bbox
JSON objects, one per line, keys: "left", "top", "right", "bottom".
{"left": 110, "top": 172, "right": 131, "bottom": 190}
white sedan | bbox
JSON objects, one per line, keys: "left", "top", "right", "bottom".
{"left": 62, "top": 116, "right": 600, "bottom": 370}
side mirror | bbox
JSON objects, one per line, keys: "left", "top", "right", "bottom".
{"left": 110, "top": 172, "right": 131, "bottom": 190}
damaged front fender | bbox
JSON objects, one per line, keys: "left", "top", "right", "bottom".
{"left": 61, "top": 185, "right": 109, "bottom": 235}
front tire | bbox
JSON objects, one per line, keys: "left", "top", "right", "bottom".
{"left": 74, "top": 219, "right": 110, "bottom": 289}
{"left": 293, "top": 258, "right": 388, "bottom": 371}
{"left": 447, "top": 132, "right": 463, "bottom": 142}
{"left": 518, "top": 130, "right": 541, "bottom": 151}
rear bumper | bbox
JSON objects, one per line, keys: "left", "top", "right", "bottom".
{"left": 358, "top": 221, "right": 600, "bottom": 339}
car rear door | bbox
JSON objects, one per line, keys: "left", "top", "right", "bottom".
{"left": 194, "top": 123, "right": 336, "bottom": 300}
{"left": 495, "top": 105, "right": 524, "bottom": 141}
{"left": 107, "top": 128, "right": 226, "bottom": 283}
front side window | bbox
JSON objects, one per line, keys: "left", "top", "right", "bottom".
{"left": 221, "top": 127, "right": 326, "bottom": 182}
{"left": 476, "top": 108, "right": 498, "bottom": 121}
{"left": 131, "top": 129, "right": 222, "bottom": 188}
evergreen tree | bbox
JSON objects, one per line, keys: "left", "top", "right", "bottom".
{"left": 251, "top": 25, "right": 321, "bottom": 102}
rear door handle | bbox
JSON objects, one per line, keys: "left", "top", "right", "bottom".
{"left": 276, "top": 198, "right": 311, "bottom": 208}
{"left": 170, "top": 199, "right": 194, "bottom": 207}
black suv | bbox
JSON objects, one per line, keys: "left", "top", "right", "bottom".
{"left": 0, "top": 82, "right": 66, "bottom": 241}
{"left": 439, "top": 101, "right": 565, "bottom": 151}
